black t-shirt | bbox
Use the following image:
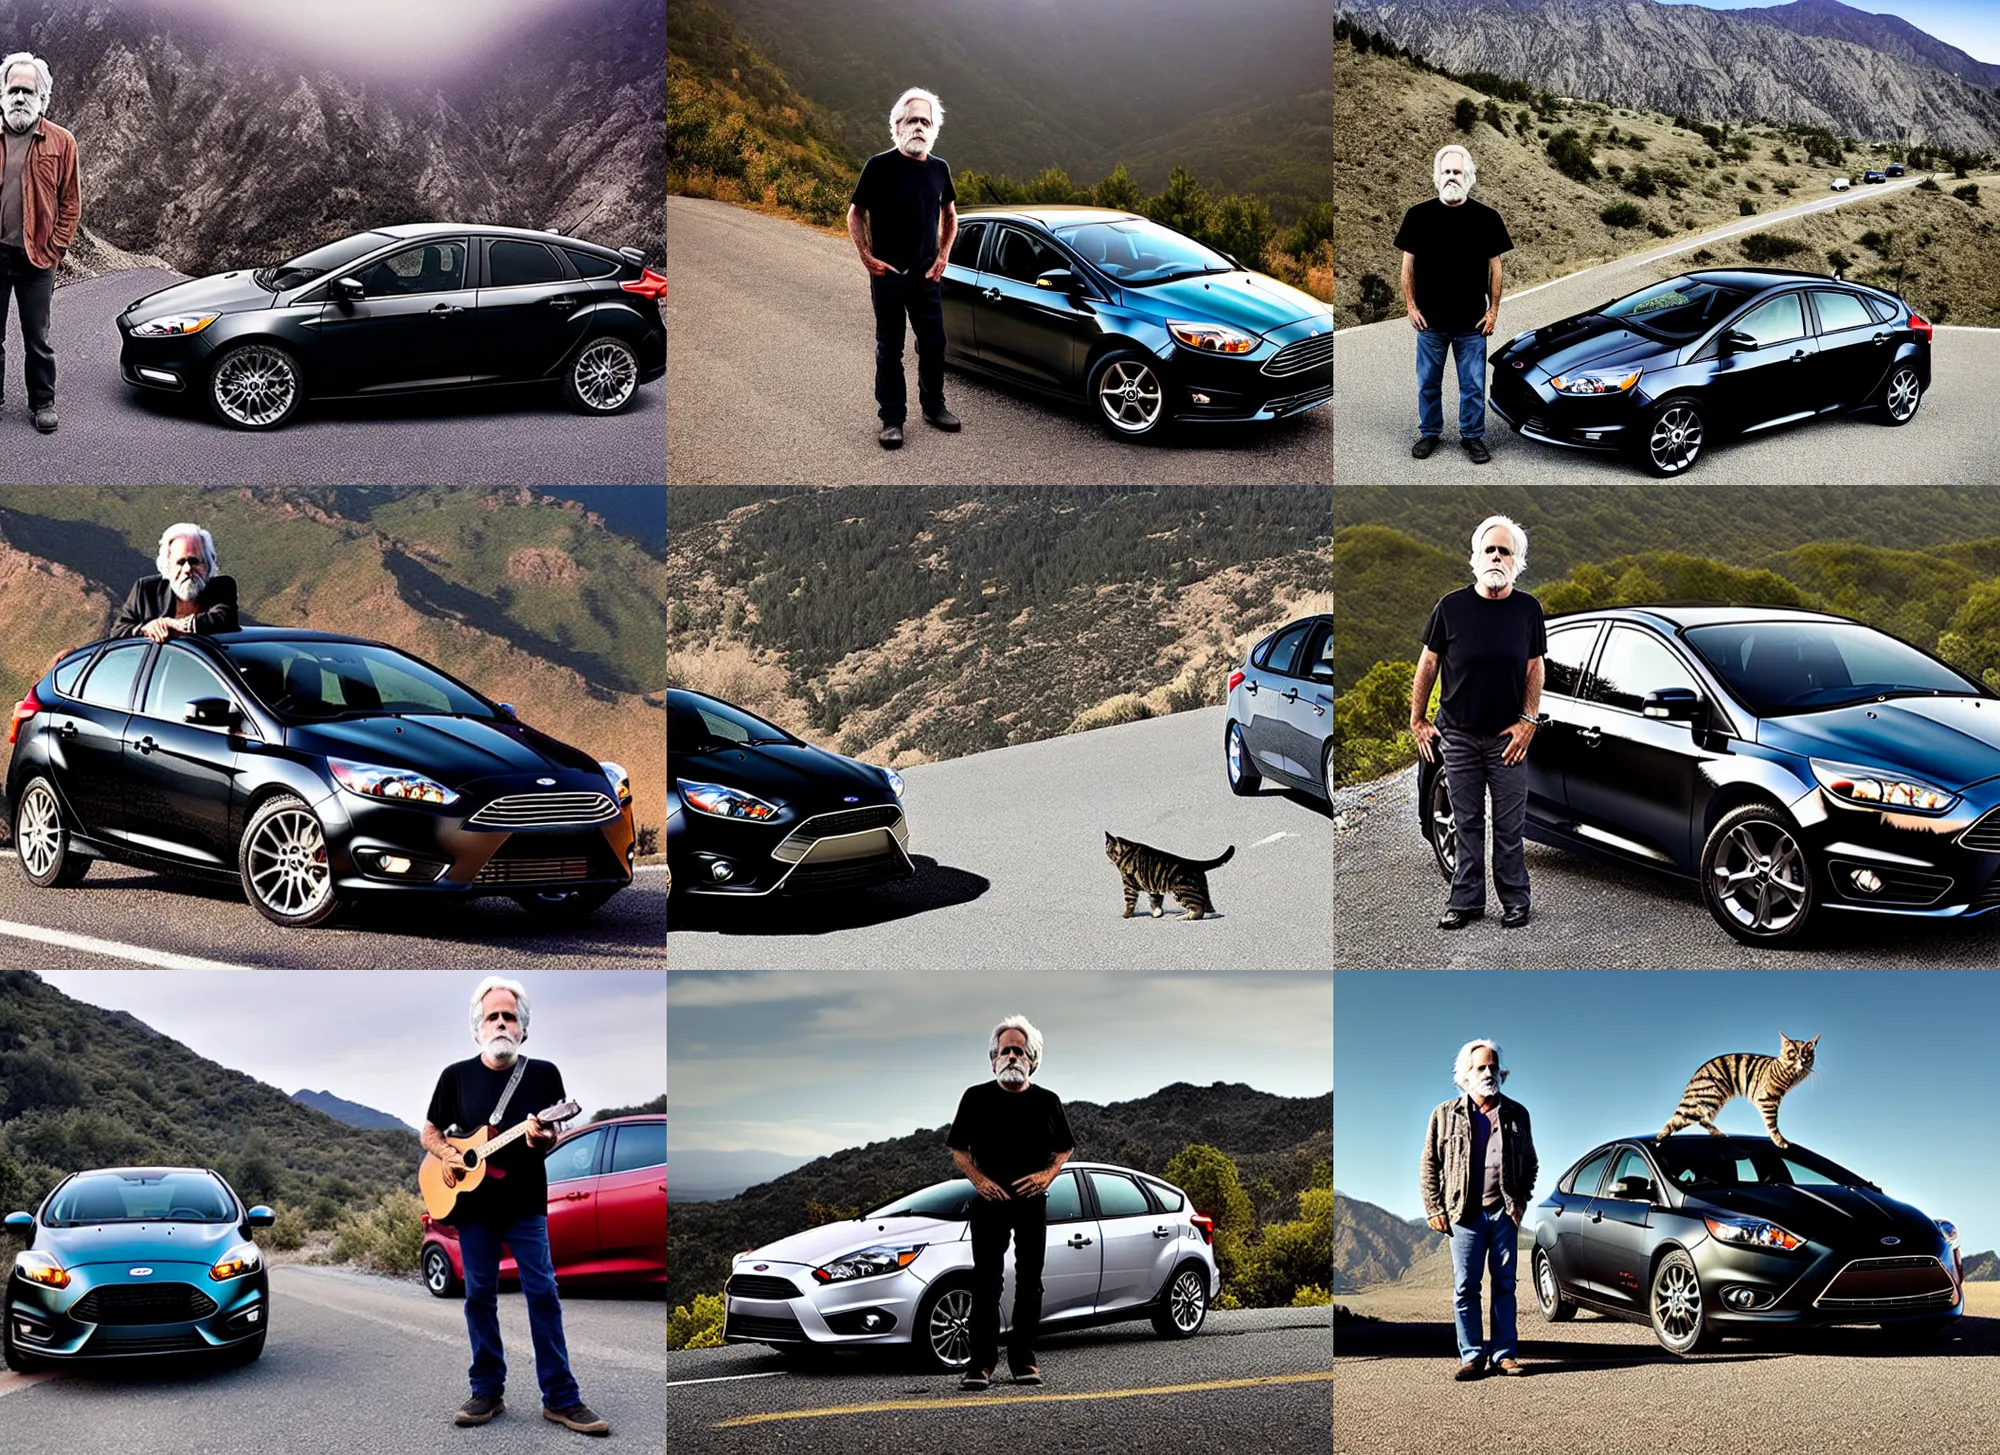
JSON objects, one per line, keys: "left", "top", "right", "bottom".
{"left": 425, "top": 1056, "right": 568, "bottom": 1228}
{"left": 1392, "top": 197, "right": 1514, "bottom": 334}
{"left": 1422, "top": 585, "right": 1548, "bottom": 735}
{"left": 850, "top": 148, "right": 957, "bottom": 273}
{"left": 946, "top": 1081, "right": 1075, "bottom": 1192}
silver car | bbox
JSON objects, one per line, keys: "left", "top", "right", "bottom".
{"left": 1226, "top": 613, "right": 1333, "bottom": 802}
{"left": 723, "top": 1162, "right": 1221, "bottom": 1369}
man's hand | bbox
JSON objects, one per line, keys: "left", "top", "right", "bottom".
{"left": 924, "top": 255, "right": 947, "bottom": 282}
{"left": 1011, "top": 1169, "right": 1054, "bottom": 1198}
{"left": 1499, "top": 718, "right": 1537, "bottom": 766}
{"left": 970, "top": 1170, "right": 1010, "bottom": 1201}
{"left": 1407, "top": 304, "right": 1429, "bottom": 331}
{"left": 859, "top": 251, "right": 898, "bottom": 277}
{"left": 1427, "top": 1213, "right": 1450, "bottom": 1233}
{"left": 1478, "top": 307, "right": 1499, "bottom": 337}
{"left": 525, "top": 1114, "right": 556, "bottom": 1147}
{"left": 438, "top": 1144, "right": 467, "bottom": 1173}
{"left": 1411, "top": 717, "right": 1441, "bottom": 764}
{"left": 140, "top": 618, "right": 176, "bottom": 643}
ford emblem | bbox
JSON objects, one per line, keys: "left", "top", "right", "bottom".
{"left": 1308, "top": 329, "right": 1321, "bottom": 338}
{"left": 129, "top": 1267, "right": 153, "bottom": 1276}
{"left": 536, "top": 777, "right": 556, "bottom": 786}
{"left": 1881, "top": 1236, "right": 1901, "bottom": 1246}
{"left": 1512, "top": 360, "right": 1526, "bottom": 369}
{"left": 753, "top": 1264, "right": 769, "bottom": 1271}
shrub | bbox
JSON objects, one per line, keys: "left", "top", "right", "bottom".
{"left": 1483, "top": 99, "right": 1505, "bottom": 132}
{"left": 1955, "top": 183, "right": 1981, "bottom": 205}
{"left": 1647, "top": 220, "right": 1672, "bottom": 237}
{"left": 1546, "top": 128, "right": 1598, "bottom": 182}
{"left": 1354, "top": 271, "right": 1396, "bottom": 324}
{"left": 1826, "top": 249, "right": 1851, "bottom": 272}
{"left": 1601, "top": 201, "right": 1642, "bottom": 228}
{"left": 329, "top": 1189, "right": 425, "bottom": 1274}
{"left": 668, "top": 1293, "right": 726, "bottom": 1350}
{"left": 635, "top": 824, "right": 660, "bottom": 856}
{"left": 1918, "top": 177, "right": 1940, "bottom": 192}
{"left": 1454, "top": 98, "right": 1477, "bottom": 133}
{"left": 1622, "top": 167, "right": 1657, "bottom": 198}
{"left": 1293, "top": 1284, "right": 1334, "bottom": 1307}
{"left": 1859, "top": 229, "right": 1892, "bottom": 253}
{"left": 1738, "top": 199, "right": 1756, "bottom": 216}
{"left": 256, "top": 1203, "right": 307, "bottom": 1252}
{"left": 1740, "top": 233, "right": 1807, "bottom": 263}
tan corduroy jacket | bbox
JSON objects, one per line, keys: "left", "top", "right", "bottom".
{"left": 10, "top": 118, "right": 80, "bottom": 270}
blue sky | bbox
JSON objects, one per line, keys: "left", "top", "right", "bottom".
{"left": 1660, "top": 1, "right": 2000, "bottom": 64}
{"left": 1336, "top": 971, "right": 1997, "bottom": 1253}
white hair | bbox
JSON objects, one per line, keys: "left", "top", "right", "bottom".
{"left": 469, "top": 976, "right": 531, "bottom": 1039}
{"left": 156, "top": 523, "right": 217, "bottom": 578}
{"left": 1453, "top": 1038, "right": 1509, "bottom": 1093}
{"left": 1433, "top": 144, "right": 1476, "bottom": 191}
{"left": 0, "top": 53, "right": 50, "bottom": 110}
{"left": 889, "top": 86, "right": 944, "bottom": 143}
{"left": 988, "top": 1014, "right": 1042, "bottom": 1071}
{"left": 1469, "top": 514, "right": 1527, "bottom": 571}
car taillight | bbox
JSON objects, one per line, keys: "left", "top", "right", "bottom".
{"left": 1909, "top": 312, "right": 1933, "bottom": 342}
{"left": 1190, "top": 1214, "right": 1214, "bottom": 1245}
{"left": 621, "top": 267, "right": 667, "bottom": 300}
{"left": 1226, "top": 671, "right": 1245, "bottom": 694}
{"left": 8, "top": 687, "right": 40, "bottom": 745}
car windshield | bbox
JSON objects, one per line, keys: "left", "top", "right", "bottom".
{"left": 1599, "top": 277, "right": 1752, "bottom": 340}
{"left": 668, "top": 693, "right": 798, "bottom": 751}
{"left": 258, "top": 231, "right": 394, "bottom": 291}
{"left": 1053, "top": 218, "right": 1233, "bottom": 284}
{"left": 868, "top": 1179, "right": 978, "bottom": 1221}
{"left": 1652, "top": 1139, "right": 1871, "bottom": 1191}
{"left": 221, "top": 640, "right": 494, "bottom": 720}
{"left": 45, "top": 1171, "right": 236, "bottom": 1225}
{"left": 1682, "top": 621, "right": 1984, "bottom": 714}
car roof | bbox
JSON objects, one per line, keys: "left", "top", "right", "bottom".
{"left": 1681, "top": 267, "right": 1867, "bottom": 290}
{"left": 376, "top": 221, "right": 616, "bottom": 251}
{"left": 1546, "top": 604, "right": 1856, "bottom": 631}
{"left": 958, "top": 205, "right": 1146, "bottom": 227}
{"left": 63, "top": 1165, "right": 219, "bottom": 1179}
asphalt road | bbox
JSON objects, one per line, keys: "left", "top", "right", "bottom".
{"left": 11, "top": 269, "right": 662, "bottom": 485}
{"left": 0, "top": 1265, "right": 665, "bottom": 1454}
{"left": 667, "top": 1307, "right": 1331, "bottom": 1454}
{"left": 665, "top": 196, "right": 1330, "bottom": 485}
{"left": 669, "top": 707, "right": 1332, "bottom": 971}
{"left": 0, "top": 860, "right": 666, "bottom": 969}
{"left": 1331, "top": 766, "right": 2000, "bottom": 968}
{"left": 1332, "top": 175, "right": 2000, "bottom": 485}
{"left": 1335, "top": 1282, "right": 2000, "bottom": 1455}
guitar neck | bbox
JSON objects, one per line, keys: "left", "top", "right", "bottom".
{"left": 478, "top": 1115, "right": 547, "bottom": 1158}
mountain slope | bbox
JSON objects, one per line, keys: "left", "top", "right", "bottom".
{"left": 291, "top": 1089, "right": 413, "bottom": 1133}
{"left": 1739, "top": 0, "right": 2000, "bottom": 90}
{"left": 1335, "top": 1191, "right": 1443, "bottom": 1291}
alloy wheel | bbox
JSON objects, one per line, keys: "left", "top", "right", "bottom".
{"left": 1429, "top": 773, "right": 1457, "bottom": 880}
{"left": 16, "top": 782, "right": 61, "bottom": 880}
{"left": 424, "top": 1248, "right": 450, "bottom": 1294}
{"left": 1537, "top": 1252, "right": 1558, "bottom": 1310}
{"left": 1170, "top": 1269, "right": 1206, "bottom": 1331}
{"left": 573, "top": 339, "right": 639, "bottom": 412}
{"left": 246, "top": 806, "right": 332, "bottom": 919}
{"left": 1227, "top": 725, "right": 1246, "bottom": 784}
{"left": 1709, "top": 820, "right": 1807, "bottom": 935}
{"left": 928, "top": 1286, "right": 973, "bottom": 1367}
{"left": 213, "top": 346, "right": 298, "bottom": 427}
{"left": 1886, "top": 367, "right": 1921, "bottom": 421}
{"left": 1097, "top": 360, "right": 1163, "bottom": 433}
{"left": 1653, "top": 1259, "right": 1702, "bottom": 1345}
{"left": 1648, "top": 402, "right": 1703, "bottom": 473}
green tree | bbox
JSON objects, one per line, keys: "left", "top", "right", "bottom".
{"left": 1025, "top": 166, "right": 1082, "bottom": 204}
{"left": 1454, "top": 98, "right": 1477, "bottom": 133}
{"left": 1145, "top": 168, "right": 1215, "bottom": 242}
{"left": 1210, "top": 195, "right": 1272, "bottom": 266}
{"left": 1240, "top": 1187, "right": 1334, "bottom": 1306}
{"left": 668, "top": 1292, "right": 726, "bottom": 1350}
{"left": 1165, "top": 1144, "right": 1255, "bottom": 1292}
{"left": 1545, "top": 129, "right": 1597, "bottom": 182}
{"left": 1093, "top": 163, "right": 1145, "bottom": 213}
{"left": 1483, "top": 99, "right": 1505, "bottom": 133}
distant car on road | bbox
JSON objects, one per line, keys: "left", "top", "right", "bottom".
{"left": 421, "top": 1114, "right": 665, "bottom": 1297}
{"left": 1885, "top": 164, "right": 1906, "bottom": 178}
{"left": 4, "top": 1167, "right": 274, "bottom": 1370}
{"left": 1226, "top": 613, "right": 1332, "bottom": 802}
{"left": 117, "top": 223, "right": 666, "bottom": 429}
{"left": 1831, "top": 177, "right": 1851, "bottom": 191}
{"left": 1534, "top": 1133, "right": 1961, "bottom": 1355}
{"left": 1488, "top": 268, "right": 1931, "bottom": 475}
{"left": 940, "top": 205, "right": 1332, "bottom": 441}
{"left": 1863, "top": 170, "right": 1887, "bottom": 185}
{"left": 723, "top": 1162, "right": 1219, "bottom": 1369}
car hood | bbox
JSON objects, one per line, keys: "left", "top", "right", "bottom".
{"left": 288, "top": 714, "right": 603, "bottom": 785}
{"left": 1756, "top": 697, "right": 2000, "bottom": 793}
{"left": 744, "top": 1215, "right": 965, "bottom": 1267}
{"left": 1503, "top": 314, "right": 1670, "bottom": 376}
{"left": 1693, "top": 1183, "right": 1942, "bottom": 1244}
{"left": 1129, "top": 271, "right": 1330, "bottom": 334}
{"left": 677, "top": 742, "right": 894, "bottom": 804}
{"left": 126, "top": 270, "right": 276, "bottom": 320}
{"left": 38, "top": 1220, "right": 245, "bottom": 1268}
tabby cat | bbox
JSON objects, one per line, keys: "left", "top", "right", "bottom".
{"left": 1103, "top": 832, "right": 1234, "bottom": 920}
{"left": 1656, "top": 1034, "right": 1819, "bottom": 1149}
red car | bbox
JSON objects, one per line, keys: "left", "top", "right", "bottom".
{"left": 421, "top": 1114, "right": 665, "bottom": 1296}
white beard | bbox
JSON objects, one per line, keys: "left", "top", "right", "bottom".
{"left": 899, "top": 135, "right": 931, "bottom": 158}
{"left": 4, "top": 99, "right": 39, "bottom": 135}
{"left": 1476, "top": 564, "right": 1518, "bottom": 592}
{"left": 1437, "top": 178, "right": 1468, "bottom": 205}
{"left": 996, "top": 1063, "right": 1030, "bottom": 1087}
{"left": 1469, "top": 1074, "right": 1500, "bottom": 1099}
{"left": 170, "top": 573, "right": 206, "bottom": 602}
{"left": 482, "top": 1033, "right": 520, "bottom": 1067}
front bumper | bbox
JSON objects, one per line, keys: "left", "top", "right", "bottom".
{"left": 668, "top": 799, "right": 913, "bottom": 896}
{"left": 7, "top": 1267, "right": 268, "bottom": 1358}
{"left": 1487, "top": 364, "right": 1640, "bottom": 452}
{"left": 117, "top": 319, "right": 224, "bottom": 393}
{"left": 1163, "top": 317, "right": 1332, "bottom": 424}
{"left": 1691, "top": 1237, "right": 1960, "bottom": 1329}
{"left": 1792, "top": 785, "right": 2000, "bottom": 919}
{"left": 320, "top": 784, "right": 637, "bottom": 897}
{"left": 724, "top": 1263, "right": 932, "bottom": 1348}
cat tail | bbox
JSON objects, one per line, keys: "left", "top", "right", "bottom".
{"left": 1195, "top": 846, "right": 1236, "bottom": 871}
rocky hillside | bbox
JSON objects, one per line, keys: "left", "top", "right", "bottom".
{"left": 1335, "top": 1191, "right": 1437, "bottom": 1292}
{"left": 1741, "top": 0, "right": 2000, "bottom": 90}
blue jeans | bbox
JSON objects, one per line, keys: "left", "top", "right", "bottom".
{"left": 459, "top": 1214, "right": 582, "bottom": 1410}
{"left": 1415, "top": 328, "right": 1487, "bottom": 440}
{"left": 1449, "top": 1206, "right": 1518, "bottom": 1364}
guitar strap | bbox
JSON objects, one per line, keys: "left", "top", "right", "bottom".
{"left": 488, "top": 1056, "right": 530, "bottom": 1128}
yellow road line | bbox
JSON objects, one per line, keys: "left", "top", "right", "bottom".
{"left": 714, "top": 1370, "right": 1333, "bottom": 1427}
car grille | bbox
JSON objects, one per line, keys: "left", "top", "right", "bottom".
{"left": 1957, "top": 807, "right": 2000, "bottom": 851}
{"left": 724, "top": 1308, "right": 805, "bottom": 1342}
{"left": 466, "top": 792, "right": 618, "bottom": 829}
{"left": 1489, "top": 371, "right": 1542, "bottom": 427}
{"left": 1826, "top": 860, "right": 1953, "bottom": 908}
{"left": 475, "top": 856, "right": 594, "bottom": 884}
{"left": 1264, "top": 381, "right": 1332, "bottom": 415}
{"left": 1972, "top": 879, "right": 2000, "bottom": 911}
{"left": 784, "top": 855, "right": 913, "bottom": 892}
{"left": 1261, "top": 333, "right": 1332, "bottom": 377}
{"left": 726, "top": 1273, "right": 803, "bottom": 1300}
{"left": 72, "top": 1284, "right": 219, "bottom": 1325}
{"left": 770, "top": 806, "right": 903, "bottom": 862}
{"left": 1814, "top": 1255, "right": 1957, "bottom": 1309}
{"left": 87, "top": 1330, "right": 209, "bottom": 1353}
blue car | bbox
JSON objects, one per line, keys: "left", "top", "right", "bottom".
{"left": 4, "top": 1167, "right": 274, "bottom": 1369}
{"left": 940, "top": 206, "right": 1332, "bottom": 440}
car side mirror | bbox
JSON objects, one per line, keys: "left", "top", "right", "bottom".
{"left": 184, "top": 696, "right": 239, "bottom": 728}
{"left": 332, "top": 275, "right": 364, "bottom": 301}
{"left": 497, "top": 702, "right": 518, "bottom": 719}
{"left": 246, "top": 1205, "right": 275, "bottom": 1228}
{"left": 1612, "top": 1175, "right": 1654, "bottom": 1201}
{"left": 4, "top": 1210, "right": 31, "bottom": 1231}
{"left": 1034, "top": 268, "right": 1081, "bottom": 295}
{"left": 1721, "top": 329, "right": 1758, "bottom": 353}
{"left": 1642, "top": 687, "right": 1702, "bottom": 723}
{"left": 1310, "top": 661, "right": 1334, "bottom": 683}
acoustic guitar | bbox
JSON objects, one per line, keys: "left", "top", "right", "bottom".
{"left": 419, "top": 1099, "right": 582, "bottom": 1219}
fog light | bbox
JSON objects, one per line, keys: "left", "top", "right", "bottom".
{"left": 15, "top": 1319, "right": 47, "bottom": 1342}
{"left": 1190, "top": 392, "right": 1211, "bottom": 404}
{"left": 1850, "top": 868, "right": 1884, "bottom": 894}
{"left": 1725, "top": 1287, "right": 1755, "bottom": 1308}
{"left": 137, "top": 367, "right": 179, "bottom": 385}
{"left": 710, "top": 861, "right": 735, "bottom": 882}
{"left": 862, "top": 1313, "right": 883, "bottom": 1330}
{"left": 246, "top": 1308, "right": 260, "bottom": 1324}
{"left": 378, "top": 855, "right": 413, "bottom": 875}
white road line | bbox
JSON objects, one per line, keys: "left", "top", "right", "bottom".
{"left": 0, "top": 921, "right": 251, "bottom": 970}
{"left": 0, "top": 1372, "right": 57, "bottom": 1399}
{"left": 1249, "top": 832, "right": 1296, "bottom": 849}
{"left": 665, "top": 1371, "right": 788, "bottom": 1387}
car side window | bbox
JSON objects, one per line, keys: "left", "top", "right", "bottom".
{"left": 355, "top": 240, "right": 467, "bottom": 296}
{"left": 1260, "top": 621, "right": 1315, "bottom": 677}
{"left": 1563, "top": 1149, "right": 1614, "bottom": 1197}
{"left": 563, "top": 248, "right": 619, "bottom": 280}
{"left": 1543, "top": 625, "right": 1598, "bottom": 699}
{"left": 1305, "top": 624, "right": 1333, "bottom": 682}
{"left": 1044, "top": 1171, "right": 1084, "bottom": 1224}
{"left": 1590, "top": 626, "right": 1700, "bottom": 714}
{"left": 549, "top": 1127, "right": 606, "bottom": 1184}
{"left": 1086, "top": 1171, "right": 1151, "bottom": 1219}
{"left": 50, "top": 650, "right": 91, "bottom": 698}
{"left": 488, "top": 240, "right": 567, "bottom": 288}
{"left": 1141, "top": 1178, "right": 1184, "bottom": 1212}
{"left": 1606, "top": 1147, "right": 1652, "bottom": 1198}
{"left": 988, "top": 226, "right": 1062, "bottom": 285}
{"left": 948, "top": 221, "right": 985, "bottom": 270}
{"left": 608, "top": 1122, "right": 666, "bottom": 1173}
{"left": 1811, "top": 290, "right": 1874, "bottom": 334}
{"left": 139, "top": 648, "right": 233, "bottom": 723}
{"left": 1732, "top": 292, "right": 1807, "bottom": 347}
{"left": 76, "top": 643, "right": 147, "bottom": 710}
{"left": 1862, "top": 294, "right": 1900, "bottom": 324}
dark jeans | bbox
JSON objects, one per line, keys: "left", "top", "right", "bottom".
{"left": 458, "top": 1214, "right": 582, "bottom": 1410}
{"left": 968, "top": 1193, "right": 1046, "bottom": 1375}
{"left": 1441, "top": 726, "right": 1529, "bottom": 912}
{"left": 0, "top": 244, "right": 54, "bottom": 409}
{"left": 869, "top": 270, "right": 945, "bottom": 423}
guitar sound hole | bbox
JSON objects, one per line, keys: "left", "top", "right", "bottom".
{"left": 462, "top": 1148, "right": 480, "bottom": 1169}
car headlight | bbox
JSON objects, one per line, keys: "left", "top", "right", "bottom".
{"left": 882, "top": 766, "right": 904, "bottom": 799}
{"left": 601, "top": 760, "right": 633, "bottom": 807}
{"left": 811, "top": 1244, "right": 925, "bottom": 1284}
{"left": 131, "top": 312, "right": 221, "bottom": 338}
{"left": 1704, "top": 1215, "right": 1806, "bottom": 1251}
{"left": 1167, "top": 319, "right": 1258, "bottom": 354}
{"left": 209, "top": 1242, "right": 263, "bottom": 1282}
{"left": 1549, "top": 368, "right": 1642, "bottom": 395}
{"left": 678, "top": 779, "right": 779, "bottom": 821}
{"left": 1810, "top": 758, "right": 1958, "bottom": 812}
{"left": 12, "top": 1250, "right": 69, "bottom": 1289}
{"left": 1937, "top": 1219, "right": 1959, "bottom": 1247}
{"left": 328, "top": 757, "right": 460, "bottom": 806}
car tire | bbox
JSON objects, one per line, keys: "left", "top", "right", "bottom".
{"left": 912, "top": 1278, "right": 975, "bottom": 1371}
{"left": 1649, "top": 1248, "right": 1712, "bottom": 1356}
{"left": 512, "top": 886, "right": 619, "bottom": 922}
{"left": 1877, "top": 363, "right": 1923, "bottom": 425}
{"left": 14, "top": 775, "right": 90, "bottom": 888}
{"left": 239, "top": 794, "right": 341, "bottom": 928}
{"left": 1639, "top": 396, "right": 1705, "bottom": 476}
{"left": 1425, "top": 767, "right": 1456, "bottom": 883}
{"left": 1150, "top": 1261, "right": 1210, "bottom": 1338}
{"left": 1086, "top": 349, "right": 1169, "bottom": 440}
{"left": 1226, "top": 721, "right": 1261, "bottom": 796}
{"left": 1, "top": 1294, "right": 45, "bottom": 1373}
{"left": 1533, "top": 1248, "right": 1576, "bottom": 1323}
{"left": 1699, "top": 802, "right": 1817, "bottom": 947}
{"left": 423, "top": 1243, "right": 462, "bottom": 1299}
{"left": 207, "top": 342, "right": 305, "bottom": 430}
{"left": 564, "top": 335, "right": 643, "bottom": 415}
{"left": 1320, "top": 740, "right": 1335, "bottom": 804}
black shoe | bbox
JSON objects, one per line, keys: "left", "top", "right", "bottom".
{"left": 542, "top": 1404, "right": 610, "bottom": 1436}
{"left": 1501, "top": 904, "right": 1532, "bottom": 929}
{"left": 31, "top": 406, "right": 55, "bottom": 434}
{"left": 960, "top": 1368, "right": 992, "bottom": 1391}
{"left": 1462, "top": 437, "right": 1491, "bottom": 464}
{"left": 878, "top": 423, "right": 903, "bottom": 449}
{"left": 923, "top": 408, "right": 961, "bottom": 431}
{"left": 1438, "top": 907, "right": 1484, "bottom": 931}
{"left": 1454, "top": 1359, "right": 1485, "bottom": 1382}
{"left": 454, "top": 1393, "right": 504, "bottom": 1426}
{"left": 1411, "top": 436, "right": 1439, "bottom": 459}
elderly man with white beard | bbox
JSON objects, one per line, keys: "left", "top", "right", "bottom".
{"left": 1394, "top": 144, "right": 1512, "bottom": 464}
{"left": 0, "top": 51, "right": 80, "bottom": 434}
{"left": 110, "top": 523, "right": 240, "bottom": 642}
{"left": 1410, "top": 515, "right": 1545, "bottom": 930}
{"left": 847, "top": 85, "right": 960, "bottom": 448}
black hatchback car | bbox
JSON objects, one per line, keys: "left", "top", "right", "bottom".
{"left": 6, "top": 628, "right": 635, "bottom": 927}
{"left": 1488, "top": 269, "right": 1930, "bottom": 475}
{"left": 1418, "top": 605, "right": 2000, "bottom": 946}
{"left": 118, "top": 223, "right": 666, "bottom": 429}
{"left": 1534, "top": 1134, "right": 1960, "bottom": 1355}
{"left": 940, "top": 206, "right": 1332, "bottom": 440}
{"left": 668, "top": 689, "right": 911, "bottom": 897}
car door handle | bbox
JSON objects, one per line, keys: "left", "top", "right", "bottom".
{"left": 1789, "top": 349, "right": 1808, "bottom": 361}
{"left": 548, "top": 295, "right": 578, "bottom": 310}
{"left": 429, "top": 303, "right": 462, "bottom": 318}
{"left": 1282, "top": 688, "right": 1299, "bottom": 703}
{"left": 1577, "top": 726, "right": 1602, "bottom": 746}
{"left": 1152, "top": 1227, "right": 1173, "bottom": 1239}
{"left": 1245, "top": 679, "right": 1258, "bottom": 694}
{"left": 1312, "top": 703, "right": 1326, "bottom": 716}
{"left": 561, "top": 1191, "right": 590, "bottom": 1202}
{"left": 1590, "top": 1210, "right": 1603, "bottom": 1223}
{"left": 1872, "top": 332, "right": 1890, "bottom": 342}
{"left": 135, "top": 735, "right": 156, "bottom": 755}
{"left": 1066, "top": 1235, "right": 1093, "bottom": 1248}
{"left": 57, "top": 719, "right": 77, "bottom": 738}
{"left": 981, "top": 287, "right": 1002, "bottom": 302}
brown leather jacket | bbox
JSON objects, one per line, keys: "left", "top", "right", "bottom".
{"left": 14, "top": 118, "right": 80, "bottom": 271}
